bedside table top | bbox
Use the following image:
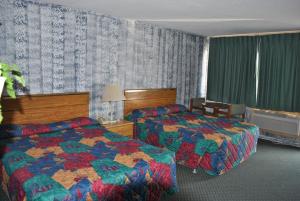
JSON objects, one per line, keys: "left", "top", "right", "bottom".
{"left": 102, "top": 120, "right": 133, "bottom": 128}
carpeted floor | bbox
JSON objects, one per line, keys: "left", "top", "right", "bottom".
{"left": 1, "top": 140, "right": 299, "bottom": 201}
{"left": 163, "top": 140, "right": 300, "bottom": 201}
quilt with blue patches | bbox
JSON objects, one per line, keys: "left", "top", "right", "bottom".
{"left": 132, "top": 112, "right": 260, "bottom": 175}
{"left": 0, "top": 118, "right": 177, "bottom": 201}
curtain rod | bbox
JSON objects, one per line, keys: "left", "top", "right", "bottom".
{"left": 211, "top": 30, "right": 300, "bottom": 38}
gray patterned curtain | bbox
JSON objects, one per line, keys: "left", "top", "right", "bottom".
{"left": 0, "top": 0, "right": 205, "bottom": 120}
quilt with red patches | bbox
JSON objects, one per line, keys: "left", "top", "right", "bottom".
{"left": 132, "top": 112, "right": 259, "bottom": 175}
{"left": 0, "top": 118, "right": 177, "bottom": 201}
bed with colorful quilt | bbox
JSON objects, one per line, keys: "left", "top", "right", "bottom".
{"left": 125, "top": 104, "right": 260, "bottom": 176}
{"left": 0, "top": 117, "right": 177, "bottom": 201}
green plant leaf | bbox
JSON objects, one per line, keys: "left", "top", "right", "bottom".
{"left": 0, "top": 63, "right": 12, "bottom": 72}
{"left": 13, "top": 74, "right": 25, "bottom": 87}
{"left": 1, "top": 67, "right": 16, "bottom": 99}
{"left": 5, "top": 80, "right": 16, "bottom": 98}
{"left": 0, "top": 62, "right": 26, "bottom": 99}
{"left": 0, "top": 62, "right": 26, "bottom": 123}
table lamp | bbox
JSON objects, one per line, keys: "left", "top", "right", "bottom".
{"left": 102, "top": 84, "right": 126, "bottom": 123}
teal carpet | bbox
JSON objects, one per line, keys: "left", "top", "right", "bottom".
{"left": 1, "top": 140, "right": 299, "bottom": 201}
{"left": 164, "top": 140, "right": 300, "bottom": 201}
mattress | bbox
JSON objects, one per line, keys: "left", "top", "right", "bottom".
{"left": 128, "top": 105, "right": 259, "bottom": 175}
{"left": 0, "top": 117, "right": 177, "bottom": 201}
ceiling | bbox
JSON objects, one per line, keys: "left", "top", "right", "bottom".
{"left": 44, "top": 0, "right": 300, "bottom": 36}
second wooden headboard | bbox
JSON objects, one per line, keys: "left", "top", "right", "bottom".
{"left": 124, "top": 88, "right": 177, "bottom": 116}
{"left": 1, "top": 92, "right": 89, "bottom": 124}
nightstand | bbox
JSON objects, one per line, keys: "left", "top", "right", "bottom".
{"left": 102, "top": 120, "right": 134, "bottom": 138}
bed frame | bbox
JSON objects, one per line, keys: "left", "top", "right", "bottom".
{"left": 1, "top": 92, "right": 89, "bottom": 124}
{"left": 124, "top": 88, "right": 176, "bottom": 115}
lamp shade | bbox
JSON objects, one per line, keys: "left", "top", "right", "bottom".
{"left": 102, "top": 84, "right": 126, "bottom": 102}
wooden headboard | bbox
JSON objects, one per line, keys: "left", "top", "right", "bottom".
{"left": 124, "top": 88, "right": 176, "bottom": 116}
{"left": 1, "top": 92, "right": 89, "bottom": 124}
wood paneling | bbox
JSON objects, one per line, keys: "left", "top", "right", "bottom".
{"left": 124, "top": 88, "right": 176, "bottom": 115}
{"left": 1, "top": 92, "right": 89, "bottom": 124}
{"left": 125, "top": 88, "right": 176, "bottom": 101}
{"left": 103, "top": 120, "right": 133, "bottom": 138}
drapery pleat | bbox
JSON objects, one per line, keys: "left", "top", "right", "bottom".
{"left": 0, "top": 0, "right": 205, "bottom": 119}
{"left": 257, "top": 33, "right": 300, "bottom": 112}
{"left": 207, "top": 36, "right": 258, "bottom": 106}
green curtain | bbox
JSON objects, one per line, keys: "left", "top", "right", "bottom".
{"left": 207, "top": 36, "right": 258, "bottom": 106}
{"left": 257, "top": 33, "right": 300, "bottom": 112}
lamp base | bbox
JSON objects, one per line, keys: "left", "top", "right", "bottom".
{"left": 101, "top": 119, "right": 119, "bottom": 125}
{"left": 106, "top": 120, "right": 118, "bottom": 124}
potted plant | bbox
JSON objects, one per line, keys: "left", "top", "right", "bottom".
{"left": 0, "top": 62, "right": 25, "bottom": 122}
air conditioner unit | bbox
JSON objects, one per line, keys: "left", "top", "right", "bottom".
{"left": 246, "top": 108, "right": 300, "bottom": 147}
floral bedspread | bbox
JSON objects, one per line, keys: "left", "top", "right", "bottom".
{"left": 133, "top": 112, "right": 260, "bottom": 175}
{"left": 0, "top": 117, "right": 177, "bottom": 201}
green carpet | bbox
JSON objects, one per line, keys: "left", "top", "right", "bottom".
{"left": 1, "top": 140, "right": 299, "bottom": 201}
{"left": 164, "top": 140, "right": 300, "bottom": 201}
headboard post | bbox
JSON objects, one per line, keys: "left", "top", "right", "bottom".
{"left": 1, "top": 92, "right": 89, "bottom": 124}
{"left": 124, "top": 88, "right": 176, "bottom": 116}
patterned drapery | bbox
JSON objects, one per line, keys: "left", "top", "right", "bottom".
{"left": 0, "top": 0, "right": 205, "bottom": 119}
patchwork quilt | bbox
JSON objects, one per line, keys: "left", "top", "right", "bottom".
{"left": 127, "top": 105, "right": 260, "bottom": 175}
{"left": 0, "top": 117, "right": 177, "bottom": 201}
